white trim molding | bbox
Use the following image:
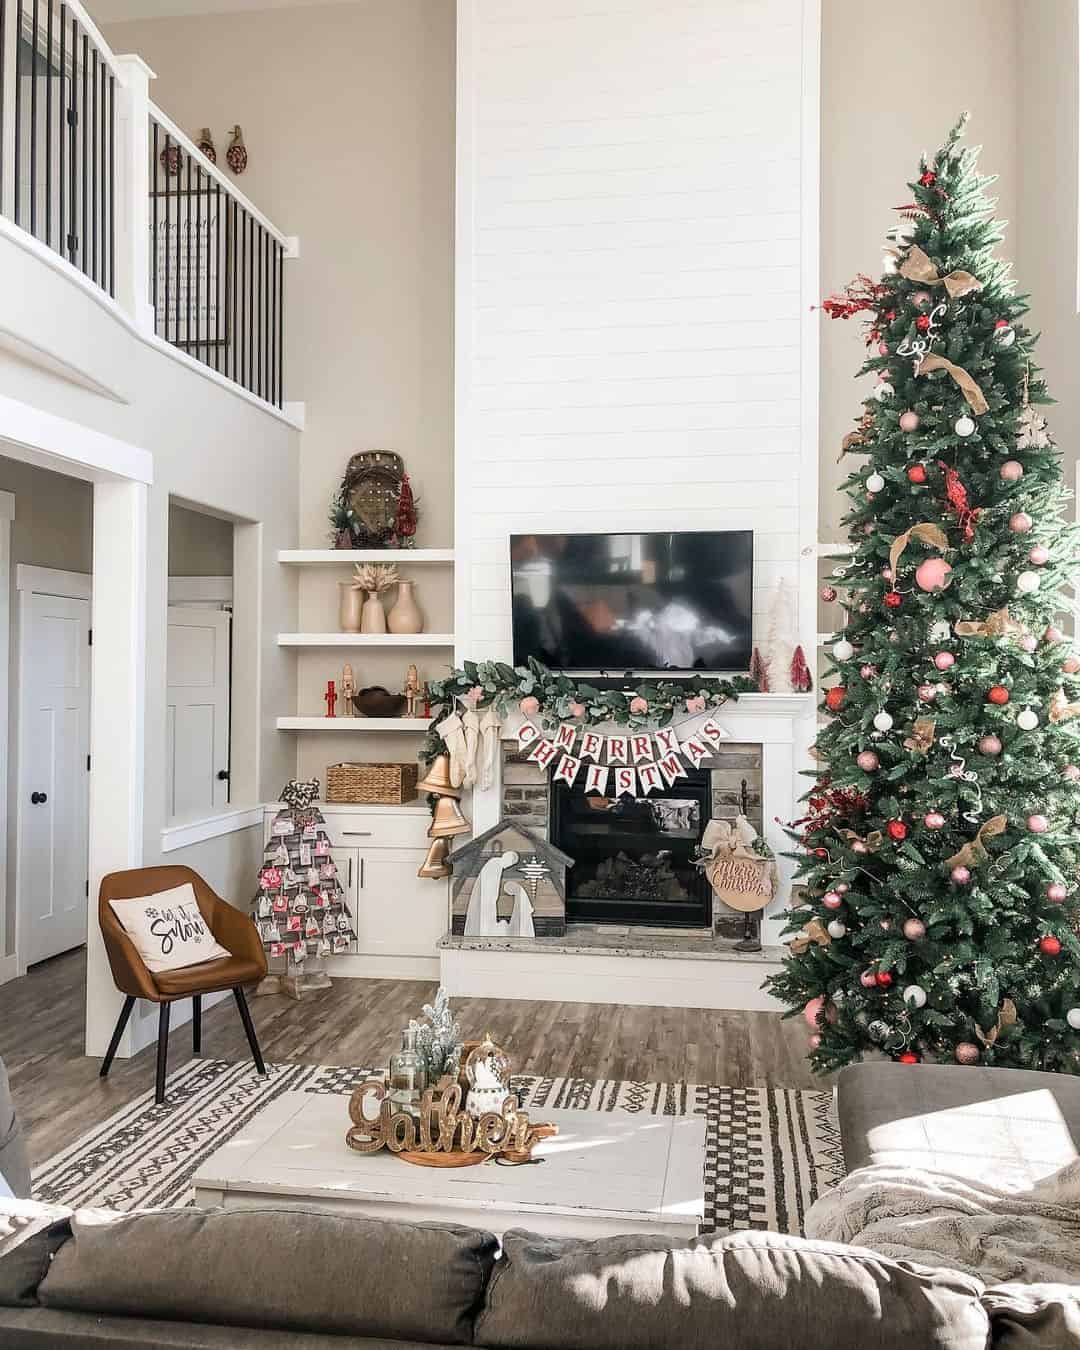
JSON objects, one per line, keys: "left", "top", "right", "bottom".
{"left": 160, "top": 804, "right": 264, "bottom": 853}
{"left": 16, "top": 564, "right": 91, "bottom": 600}
{"left": 0, "top": 493, "right": 13, "bottom": 984}
{"left": 0, "top": 391, "right": 153, "bottom": 486}
{"left": 167, "top": 575, "right": 234, "bottom": 606}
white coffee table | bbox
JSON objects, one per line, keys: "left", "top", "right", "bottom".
{"left": 193, "top": 1091, "right": 706, "bottom": 1240}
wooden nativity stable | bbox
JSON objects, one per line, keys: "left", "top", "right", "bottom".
{"left": 450, "top": 822, "right": 572, "bottom": 938}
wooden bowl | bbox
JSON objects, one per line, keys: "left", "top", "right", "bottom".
{"left": 353, "top": 687, "right": 407, "bottom": 718}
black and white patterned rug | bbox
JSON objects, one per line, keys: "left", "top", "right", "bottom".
{"left": 33, "top": 1059, "right": 844, "bottom": 1236}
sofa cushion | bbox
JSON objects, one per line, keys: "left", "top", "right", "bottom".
{"left": 837, "top": 1062, "right": 1080, "bottom": 1189}
{"left": 38, "top": 1205, "right": 497, "bottom": 1344}
{"left": 0, "top": 1199, "right": 73, "bottom": 1307}
{"left": 982, "top": 1284, "right": 1080, "bottom": 1349}
{"left": 474, "top": 1228, "right": 990, "bottom": 1350}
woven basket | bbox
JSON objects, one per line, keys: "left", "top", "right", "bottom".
{"left": 326, "top": 762, "right": 418, "bottom": 805}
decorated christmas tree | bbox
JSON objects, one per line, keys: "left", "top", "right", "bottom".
{"left": 766, "top": 115, "right": 1080, "bottom": 1073}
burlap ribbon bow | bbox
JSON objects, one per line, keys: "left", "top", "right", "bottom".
{"left": 904, "top": 717, "right": 937, "bottom": 753}
{"left": 790, "top": 917, "right": 831, "bottom": 955}
{"left": 954, "top": 607, "right": 1024, "bottom": 640}
{"left": 889, "top": 522, "right": 949, "bottom": 581}
{"left": 916, "top": 353, "right": 989, "bottom": 415}
{"left": 946, "top": 815, "right": 1008, "bottom": 871}
{"left": 1050, "top": 689, "right": 1080, "bottom": 724}
{"left": 899, "top": 245, "right": 983, "bottom": 300}
{"left": 974, "top": 1000, "right": 1018, "bottom": 1048}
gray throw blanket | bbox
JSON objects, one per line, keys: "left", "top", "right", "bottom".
{"left": 805, "top": 1160, "right": 1080, "bottom": 1285}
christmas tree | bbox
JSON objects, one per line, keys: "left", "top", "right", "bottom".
{"left": 766, "top": 115, "right": 1080, "bottom": 1073}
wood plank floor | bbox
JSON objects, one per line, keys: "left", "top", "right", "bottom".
{"left": 0, "top": 948, "right": 823, "bottom": 1167}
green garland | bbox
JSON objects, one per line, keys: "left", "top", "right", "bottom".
{"left": 421, "top": 657, "right": 753, "bottom": 765}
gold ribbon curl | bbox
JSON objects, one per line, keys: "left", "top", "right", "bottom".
{"left": 1050, "top": 689, "right": 1080, "bottom": 724}
{"left": 916, "top": 353, "right": 989, "bottom": 415}
{"left": 946, "top": 815, "right": 1008, "bottom": 871}
{"left": 899, "top": 245, "right": 983, "bottom": 300}
{"left": 889, "top": 522, "right": 950, "bottom": 581}
{"left": 954, "top": 607, "right": 1024, "bottom": 640}
{"left": 974, "top": 1000, "right": 1017, "bottom": 1048}
{"left": 789, "top": 917, "right": 831, "bottom": 955}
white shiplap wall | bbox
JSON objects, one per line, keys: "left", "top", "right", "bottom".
{"left": 455, "top": 0, "right": 820, "bottom": 666}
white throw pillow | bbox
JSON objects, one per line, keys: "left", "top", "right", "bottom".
{"left": 109, "top": 883, "right": 230, "bottom": 973}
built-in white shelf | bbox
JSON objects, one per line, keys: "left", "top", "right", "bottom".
{"left": 278, "top": 549, "right": 455, "bottom": 564}
{"left": 276, "top": 716, "right": 432, "bottom": 731}
{"left": 277, "top": 633, "right": 455, "bottom": 647}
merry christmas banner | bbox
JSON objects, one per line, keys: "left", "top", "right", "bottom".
{"left": 516, "top": 716, "right": 728, "bottom": 795}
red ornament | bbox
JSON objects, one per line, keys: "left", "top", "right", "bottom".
{"left": 886, "top": 820, "right": 908, "bottom": 842}
{"left": 919, "top": 170, "right": 937, "bottom": 187}
{"left": 987, "top": 686, "right": 1010, "bottom": 706}
{"left": 875, "top": 971, "right": 894, "bottom": 989}
{"left": 820, "top": 585, "right": 838, "bottom": 603}
{"left": 915, "top": 314, "right": 931, "bottom": 332}
{"left": 813, "top": 847, "right": 828, "bottom": 859}
{"left": 938, "top": 461, "right": 980, "bottom": 543}
{"left": 1039, "top": 935, "right": 1062, "bottom": 956}
{"left": 907, "top": 464, "right": 927, "bottom": 485}
{"left": 825, "top": 686, "right": 846, "bottom": 712}
{"left": 884, "top": 590, "right": 902, "bottom": 609}
{"left": 898, "top": 1052, "right": 920, "bottom": 1064}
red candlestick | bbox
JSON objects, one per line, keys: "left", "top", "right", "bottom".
{"left": 325, "top": 680, "right": 337, "bottom": 718}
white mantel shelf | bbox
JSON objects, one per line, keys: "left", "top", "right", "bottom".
{"left": 277, "top": 633, "right": 454, "bottom": 647}
{"left": 276, "top": 716, "right": 431, "bottom": 731}
{"left": 278, "top": 549, "right": 455, "bottom": 564}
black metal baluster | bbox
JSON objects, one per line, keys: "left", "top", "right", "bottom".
{"left": 173, "top": 127, "right": 181, "bottom": 343}
{"left": 30, "top": 0, "right": 38, "bottom": 238}
{"left": 194, "top": 158, "right": 201, "bottom": 364}
{"left": 245, "top": 211, "right": 253, "bottom": 393}
{"left": 213, "top": 178, "right": 221, "bottom": 372}
{"left": 58, "top": 4, "right": 65, "bottom": 258}
{"left": 257, "top": 222, "right": 265, "bottom": 399}
{"left": 231, "top": 197, "right": 238, "bottom": 384}
{"left": 98, "top": 56, "right": 105, "bottom": 290}
{"left": 185, "top": 142, "right": 192, "bottom": 349}
{"left": 80, "top": 27, "right": 86, "bottom": 277}
{"left": 90, "top": 46, "right": 97, "bottom": 283}
{"left": 277, "top": 241, "right": 283, "bottom": 407}
{"left": 269, "top": 237, "right": 276, "bottom": 406}
{"left": 14, "top": 0, "right": 22, "bottom": 228}
{"left": 164, "top": 130, "right": 172, "bottom": 342}
{"left": 264, "top": 228, "right": 271, "bottom": 402}
{"left": 45, "top": 0, "right": 53, "bottom": 248}
{"left": 151, "top": 119, "right": 158, "bottom": 324}
{"left": 108, "top": 72, "right": 114, "bottom": 294}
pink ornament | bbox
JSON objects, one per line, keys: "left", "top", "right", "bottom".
{"left": 916, "top": 558, "right": 953, "bottom": 592}
{"left": 880, "top": 566, "right": 894, "bottom": 580}
{"left": 803, "top": 996, "right": 827, "bottom": 1028}
{"left": 1028, "top": 814, "right": 1049, "bottom": 834}
{"left": 860, "top": 969, "right": 879, "bottom": 989}
{"left": 1064, "top": 655, "right": 1080, "bottom": 675}
{"left": 685, "top": 694, "right": 707, "bottom": 714}
{"left": 933, "top": 651, "right": 955, "bottom": 671}
{"left": 924, "top": 811, "right": 946, "bottom": 830}
{"left": 629, "top": 696, "right": 649, "bottom": 715}
{"left": 978, "top": 734, "right": 1002, "bottom": 757}
{"left": 820, "top": 585, "right": 838, "bottom": 603}
{"left": 1063, "top": 764, "right": 1080, "bottom": 783}
{"left": 878, "top": 342, "right": 890, "bottom": 356}
{"left": 822, "top": 891, "right": 844, "bottom": 910}
{"left": 859, "top": 664, "right": 878, "bottom": 679}
{"left": 951, "top": 865, "right": 972, "bottom": 885}
{"left": 912, "top": 290, "right": 931, "bottom": 307}
{"left": 1045, "top": 626, "right": 1065, "bottom": 644}
{"left": 899, "top": 411, "right": 920, "bottom": 433}
{"left": 903, "top": 917, "right": 927, "bottom": 940}
{"left": 836, "top": 883, "right": 849, "bottom": 894}
{"left": 876, "top": 370, "right": 890, "bottom": 382}
{"left": 1020, "top": 635, "right": 1038, "bottom": 654}
{"left": 1009, "top": 512, "right": 1033, "bottom": 534}
{"left": 955, "top": 1042, "right": 980, "bottom": 1065}
{"left": 568, "top": 700, "right": 587, "bottom": 718}
{"left": 852, "top": 840, "right": 869, "bottom": 855}
{"left": 1047, "top": 882, "right": 1068, "bottom": 903}
{"left": 1029, "top": 546, "right": 1050, "bottom": 566}
{"left": 519, "top": 696, "right": 540, "bottom": 717}
{"left": 917, "top": 683, "right": 937, "bottom": 701}
{"left": 1000, "top": 460, "right": 1024, "bottom": 483}
{"left": 808, "top": 1033, "right": 822, "bottom": 1050}
{"left": 856, "top": 750, "right": 880, "bottom": 772}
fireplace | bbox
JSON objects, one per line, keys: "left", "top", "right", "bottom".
{"left": 550, "top": 770, "right": 712, "bottom": 927}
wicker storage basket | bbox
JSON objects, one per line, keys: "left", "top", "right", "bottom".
{"left": 326, "top": 762, "right": 418, "bottom": 805}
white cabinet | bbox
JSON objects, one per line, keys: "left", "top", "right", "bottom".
{"left": 264, "top": 803, "right": 448, "bottom": 980}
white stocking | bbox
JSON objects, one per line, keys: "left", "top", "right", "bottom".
{"left": 461, "top": 707, "right": 481, "bottom": 788}
{"left": 436, "top": 711, "right": 468, "bottom": 788}
{"left": 476, "top": 706, "right": 502, "bottom": 790}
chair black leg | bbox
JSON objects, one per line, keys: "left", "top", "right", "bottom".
{"left": 192, "top": 995, "right": 202, "bottom": 1055}
{"left": 233, "top": 987, "right": 266, "bottom": 1076}
{"left": 99, "top": 996, "right": 137, "bottom": 1079}
{"left": 155, "top": 1003, "right": 171, "bottom": 1105}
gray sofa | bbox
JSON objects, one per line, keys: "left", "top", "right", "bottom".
{"left": 0, "top": 1057, "right": 30, "bottom": 1201}
{"left": 0, "top": 1061, "right": 1078, "bottom": 1348}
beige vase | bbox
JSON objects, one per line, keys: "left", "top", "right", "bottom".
{"left": 387, "top": 580, "right": 424, "bottom": 634}
{"left": 360, "top": 590, "right": 387, "bottom": 634}
{"left": 338, "top": 582, "right": 363, "bottom": 634}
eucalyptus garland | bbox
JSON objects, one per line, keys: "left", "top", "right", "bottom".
{"left": 421, "top": 656, "right": 753, "bottom": 765}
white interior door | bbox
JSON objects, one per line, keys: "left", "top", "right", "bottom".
{"left": 166, "top": 607, "right": 230, "bottom": 820}
{"left": 18, "top": 591, "right": 91, "bottom": 966}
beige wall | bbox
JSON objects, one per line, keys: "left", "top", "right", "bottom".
{"left": 0, "top": 456, "right": 93, "bottom": 574}
{"left": 168, "top": 502, "right": 234, "bottom": 577}
{"left": 104, "top": 0, "right": 456, "bottom": 778}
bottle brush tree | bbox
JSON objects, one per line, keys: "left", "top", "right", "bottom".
{"left": 766, "top": 115, "right": 1080, "bottom": 1073}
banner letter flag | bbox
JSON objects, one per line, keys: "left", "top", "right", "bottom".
{"left": 614, "top": 766, "right": 638, "bottom": 797}
{"left": 606, "top": 735, "right": 628, "bottom": 765}
{"left": 517, "top": 720, "right": 541, "bottom": 750}
{"left": 654, "top": 727, "right": 679, "bottom": 756}
{"left": 528, "top": 738, "right": 558, "bottom": 769}
{"left": 555, "top": 723, "right": 578, "bottom": 752}
{"left": 679, "top": 736, "right": 710, "bottom": 770}
{"left": 638, "top": 763, "right": 662, "bottom": 794}
{"left": 630, "top": 733, "right": 654, "bottom": 764}
{"left": 579, "top": 731, "right": 603, "bottom": 762}
{"left": 699, "top": 718, "right": 729, "bottom": 749}
{"left": 657, "top": 752, "right": 686, "bottom": 787}
{"left": 584, "top": 763, "right": 609, "bottom": 795}
{"left": 552, "top": 752, "right": 581, "bottom": 787}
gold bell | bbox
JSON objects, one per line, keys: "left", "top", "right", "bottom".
{"left": 417, "top": 837, "right": 452, "bottom": 879}
{"left": 417, "top": 754, "right": 461, "bottom": 799}
{"left": 428, "top": 795, "right": 471, "bottom": 838}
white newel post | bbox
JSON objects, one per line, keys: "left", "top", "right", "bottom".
{"left": 112, "top": 54, "right": 156, "bottom": 334}
{"left": 85, "top": 479, "right": 149, "bottom": 1058}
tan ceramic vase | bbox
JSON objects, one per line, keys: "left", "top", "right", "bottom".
{"left": 387, "top": 580, "right": 423, "bottom": 634}
{"left": 360, "top": 590, "right": 387, "bottom": 634}
{"left": 338, "top": 582, "right": 363, "bottom": 634}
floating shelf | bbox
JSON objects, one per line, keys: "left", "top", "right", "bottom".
{"left": 277, "top": 633, "right": 455, "bottom": 647}
{"left": 276, "top": 717, "right": 432, "bottom": 731}
{"left": 278, "top": 549, "right": 455, "bottom": 565}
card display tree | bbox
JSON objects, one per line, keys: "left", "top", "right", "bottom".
{"left": 767, "top": 116, "right": 1080, "bottom": 1074}
{"left": 255, "top": 780, "right": 355, "bottom": 999}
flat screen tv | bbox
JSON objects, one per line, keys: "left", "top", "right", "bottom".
{"left": 510, "top": 530, "right": 753, "bottom": 674}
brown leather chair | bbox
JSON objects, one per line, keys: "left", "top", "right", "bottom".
{"left": 98, "top": 865, "right": 268, "bottom": 1104}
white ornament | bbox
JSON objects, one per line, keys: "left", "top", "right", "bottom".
{"left": 866, "top": 472, "right": 886, "bottom": 493}
{"left": 1067, "top": 1008, "right": 1080, "bottom": 1031}
{"left": 903, "top": 984, "right": 927, "bottom": 1009}
{"left": 882, "top": 251, "right": 900, "bottom": 275}
{"left": 1016, "top": 570, "right": 1041, "bottom": 595}
{"left": 872, "top": 383, "right": 894, "bottom": 403}
{"left": 994, "top": 326, "right": 1016, "bottom": 347}
{"left": 827, "top": 920, "right": 847, "bottom": 939}
{"left": 930, "top": 620, "right": 952, "bottom": 644}
{"left": 955, "top": 415, "right": 976, "bottom": 437}
{"left": 1017, "top": 403, "right": 1051, "bottom": 450}
{"left": 833, "top": 639, "right": 855, "bottom": 662}
{"left": 1017, "top": 708, "right": 1039, "bottom": 731}
{"left": 873, "top": 710, "right": 894, "bottom": 732}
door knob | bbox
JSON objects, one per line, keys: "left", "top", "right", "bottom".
{"left": 30, "top": 791, "right": 47, "bottom": 805}
{"left": 216, "top": 770, "right": 230, "bottom": 781}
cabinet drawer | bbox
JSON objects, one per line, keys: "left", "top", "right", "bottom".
{"left": 266, "top": 807, "right": 432, "bottom": 851}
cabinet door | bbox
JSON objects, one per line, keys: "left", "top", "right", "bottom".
{"left": 331, "top": 847, "right": 359, "bottom": 910}
{"left": 354, "top": 848, "right": 448, "bottom": 959}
